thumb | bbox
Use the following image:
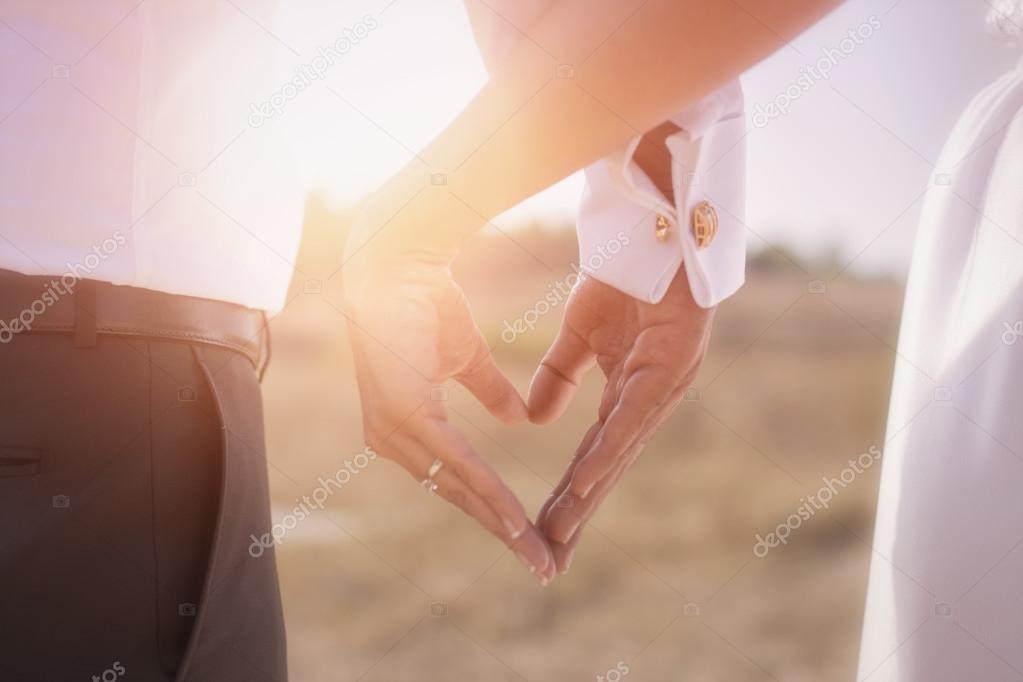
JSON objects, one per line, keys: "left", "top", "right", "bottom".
{"left": 457, "top": 339, "right": 528, "bottom": 425}
{"left": 527, "top": 325, "right": 595, "bottom": 424}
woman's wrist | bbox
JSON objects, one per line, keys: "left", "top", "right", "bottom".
{"left": 344, "top": 162, "right": 485, "bottom": 269}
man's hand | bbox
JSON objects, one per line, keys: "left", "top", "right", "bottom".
{"left": 529, "top": 266, "right": 714, "bottom": 573}
{"left": 343, "top": 246, "right": 556, "bottom": 584}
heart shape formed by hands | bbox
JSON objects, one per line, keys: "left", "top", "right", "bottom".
{"left": 344, "top": 224, "right": 712, "bottom": 585}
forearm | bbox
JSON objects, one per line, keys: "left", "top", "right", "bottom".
{"left": 349, "top": 0, "right": 841, "bottom": 262}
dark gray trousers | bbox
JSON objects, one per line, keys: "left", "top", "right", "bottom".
{"left": 0, "top": 332, "right": 286, "bottom": 680}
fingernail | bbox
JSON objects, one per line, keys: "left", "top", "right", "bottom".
{"left": 514, "top": 551, "right": 536, "bottom": 574}
{"left": 570, "top": 478, "right": 593, "bottom": 500}
{"left": 504, "top": 517, "right": 524, "bottom": 540}
{"left": 560, "top": 520, "right": 581, "bottom": 544}
{"left": 538, "top": 574, "right": 550, "bottom": 587}
{"left": 560, "top": 555, "right": 573, "bottom": 575}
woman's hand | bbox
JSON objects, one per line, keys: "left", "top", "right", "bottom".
{"left": 342, "top": 195, "right": 556, "bottom": 583}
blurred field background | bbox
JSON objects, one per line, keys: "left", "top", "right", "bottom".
{"left": 261, "top": 196, "right": 904, "bottom": 682}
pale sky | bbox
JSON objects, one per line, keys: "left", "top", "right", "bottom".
{"left": 273, "top": 0, "right": 1021, "bottom": 278}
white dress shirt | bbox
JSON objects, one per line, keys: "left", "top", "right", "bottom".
{"left": 0, "top": 1, "right": 304, "bottom": 311}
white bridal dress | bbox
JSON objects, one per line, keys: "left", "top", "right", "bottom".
{"left": 857, "top": 57, "right": 1023, "bottom": 680}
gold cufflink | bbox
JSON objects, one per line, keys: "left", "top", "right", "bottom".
{"left": 692, "top": 201, "right": 718, "bottom": 249}
{"left": 655, "top": 214, "right": 671, "bottom": 241}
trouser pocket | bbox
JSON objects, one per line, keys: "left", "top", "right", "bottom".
{"left": 173, "top": 344, "right": 287, "bottom": 682}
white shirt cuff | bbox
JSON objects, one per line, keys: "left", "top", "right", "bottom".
{"left": 576, "top": 80, "right": 747, "bottom": 308}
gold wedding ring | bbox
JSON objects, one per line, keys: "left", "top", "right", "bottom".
{"left": 427, "top": 459, "right": 444, "bottom": 479}
{"left": 421, "top": 458, "right": 444, "bottom": 494}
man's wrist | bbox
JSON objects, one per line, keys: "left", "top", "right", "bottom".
{"left": 632, "top": 120, "right": 682, "bottom": 205}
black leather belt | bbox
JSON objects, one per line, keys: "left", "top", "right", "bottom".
{"left": 0, "top": 269, "right": 268, "bottom": 375}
